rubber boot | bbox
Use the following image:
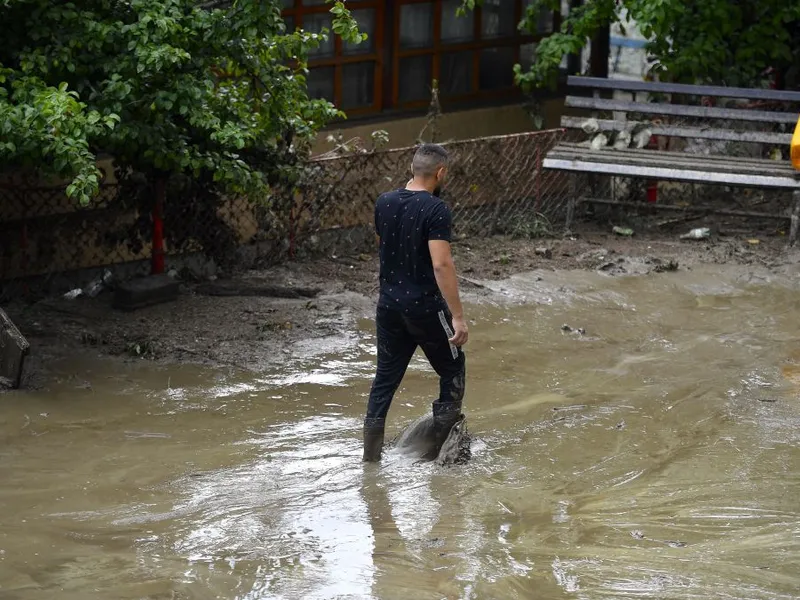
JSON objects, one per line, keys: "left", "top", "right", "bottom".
{"left": 423, "top": 401, "right": 463, "bottom": 461}
{"left": 362, "top": 426, "right": 385, "bottom": 462}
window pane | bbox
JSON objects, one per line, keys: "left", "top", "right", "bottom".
{"left": 481, "top": 0, "right": 515, "bottom": 39}
{"left": 306, "top": 66, "right": 334, "bottom": 101}
{"left": 342, "top": 62, "right": 375, "bottom": 109}
{"left": 281, "top": 0, "right": 294, "bottom": 7}
{"left": 343, "top": 9, "right": 375, "bottom": 55}
{"left": 400, "top": 3, "right": 434, "bottom": 49}
{"left": 302, "top": 0, "right": 327, "bottom": 4}
{"left": 283, "top": 15, "right": 295, "bottom": 33}
{"left": 480, "top": 47, "right": 514, "bottom": 89}
{"left": 440, "top": 51, "right": 473, "bottom": 96}
{"left": 303, "top": 13, "right": 334, "bottom": 58}
{"left": 399, "top": 55, "right": 433, "bottom": 103}
{"left": 441, "top": 0, "right": 474, "bottom": 44}
{"left": 520, "top": 42, "right": 537, "bottom": 72}
{"left": 523, "top": 0, "right": 554, "bottom": 34}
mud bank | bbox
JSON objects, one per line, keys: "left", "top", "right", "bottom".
{"left": 4, "top": 226, "right": 800, "bottom": 388}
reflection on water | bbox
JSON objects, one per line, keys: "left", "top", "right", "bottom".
{"left": 1, "top": 264, "right": 800, "bottom": 599}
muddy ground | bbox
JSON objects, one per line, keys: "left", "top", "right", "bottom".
{"left": 4, "top": 222, "right": 800, "bottom": 389}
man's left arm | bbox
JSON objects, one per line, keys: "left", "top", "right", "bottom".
{"left": 374, "top": 198, "right": 381, "bottom": 248}
{"left": 427, "top": 204, "right": 468, "bottom": 346}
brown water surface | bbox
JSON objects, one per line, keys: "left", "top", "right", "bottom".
{"left": 1, "top": 265, "right": 799, "bottom": 599}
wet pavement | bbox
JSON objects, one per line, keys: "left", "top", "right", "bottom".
{"left": 1, "top": 264, "right": 799, "bottom": 599}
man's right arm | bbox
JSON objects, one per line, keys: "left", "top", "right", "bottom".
{"left": 429, "top": 239, "right": 468, "bottom": 346}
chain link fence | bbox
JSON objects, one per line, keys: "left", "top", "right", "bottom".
{"left": 0, "top": 172, "right": 152, "bottom": 302}
{"left": 288, "top": 129, "right": 569, "bottom": 258}
{"left": 0, "top": 129, "right": 570, "bottom": 302}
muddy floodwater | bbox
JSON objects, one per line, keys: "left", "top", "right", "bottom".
{"left": 2, "top": 265, "right": 800, "bottom": 599}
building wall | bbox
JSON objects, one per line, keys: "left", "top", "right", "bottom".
{"left": 312, "top": 97, "right": 566, "bottom": 154}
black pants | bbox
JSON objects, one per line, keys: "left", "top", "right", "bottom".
{"left": 365, "top": 306, "right": 466, "bottom": 429}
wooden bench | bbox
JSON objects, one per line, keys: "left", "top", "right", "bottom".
{"left": 544, "top": 76, "right": 800, "bottom": 242}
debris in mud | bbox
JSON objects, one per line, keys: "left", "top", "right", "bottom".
{"left": 490, "top": 254, "right": 512, "bottom": 266}
{"left": 599, "top": 258, "right": 627, "bottom": 275}
{"left": 535, "top": 247, "right": 553, "bottom": 259}
{"left": 84, "top": 269, "right": 114, "bottom": 298}
{"left": 680, "top": 227, "right": 711, "bottom": 240}
{"left": 578, "top": 248, "right": 611, "bottom": 268}
{"left": 651, "top": 259, "right": 679, "bottom": 273}
{"left": 195, "top": 281, "right": 321, "bottom": 299}
{"left": 79, "top": 331, "right": 104, "bottom": 346}
{"left": 125, "top": 339, "right": 159, "bottom": 359}
{"left": 64, "top": 270, "right": 116, "bottom": 301}
{"left": 612, "top": 226, "right": 634, "bottom": 237}
{"left": 561, "top": 324, "right": 586, "bottom": 335}
{"left": 630, "top": 530, "right": 687, "bottom": 548}
{"left": 457, "top": 275, "right": 487, "bottom": 289}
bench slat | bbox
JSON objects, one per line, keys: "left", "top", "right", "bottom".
{"left": 565, "top": 96, "right": 800, "bottom": 125}
{"left": 567, "top": 76, "right": 800, "bottom": 103}
{"left": 549, "top": 145, "right": 796, "bottom": 176}
{"left": 542, "top": 157, "right": 800, "bottom": 189}
{"left": 553, "top": 142, "right": 796, "bottom": 170}
{"left": 559, "top": 116, "right": 793, "bottom": 146}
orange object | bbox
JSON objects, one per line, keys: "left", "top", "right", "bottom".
{"left": 792, "top": 113, "right": 800, "bottom": 171}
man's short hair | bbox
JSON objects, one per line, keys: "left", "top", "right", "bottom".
{"left": 412, "top": 143, "right": 449, "bottom": 177}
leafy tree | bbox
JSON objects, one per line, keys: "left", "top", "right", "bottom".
{"left": 0, "top": 0, "right": 364, "bottom": 206}
{"left": 459, "top": 0, "right": 800, "bottom": 90}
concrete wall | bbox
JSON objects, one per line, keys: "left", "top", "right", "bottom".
{"left": 313, "top": 98, "right": 565, "bottom": 154}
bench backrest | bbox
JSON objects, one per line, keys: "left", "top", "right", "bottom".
{"left": 569, "top": 76, "right": 800, "bottom": 103}
{"left": 562, "top": 76, "right": 800, "bottom": 146}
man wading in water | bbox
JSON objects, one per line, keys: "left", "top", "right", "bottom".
{"left": 363, "top": 143, "right": 468, "bottom": 462}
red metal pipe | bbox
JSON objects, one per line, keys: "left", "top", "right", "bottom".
{"left": 20, "top": 223, "right": 29, "bottom": 295}
{"left": 645, "top": 133, "right": 658, "bottom": 203}
{"left": 151, "top": 177, "right": 165, "bottom": 274}
{"left": 534, "top": 145, "right": 542, "bottom": 213}
{"left": 288, "top": 204, "right": 296, "bottom": 260}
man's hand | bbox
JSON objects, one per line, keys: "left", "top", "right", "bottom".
{"left": 450, "top": 315, "right": 469, "bottom": 347}
{"left": 429, "top": 240, "right": 466, "bottom": 344}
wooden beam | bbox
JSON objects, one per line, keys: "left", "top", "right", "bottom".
{"left": 566, "top": 75, "right": 800, "bottom": 103}
{"left": 549, "top": 144, "right": 798, "bottom": 173}
{"left": 543, "top": 157, "right": 800, "bottom": 189}
{"left": 559, "top": 116, "right": 793, "bottom": 146}
{"left": 565, "top": 95, "right": 800, "bottom": 125}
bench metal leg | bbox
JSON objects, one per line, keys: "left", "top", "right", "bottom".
{"left": 565, "top": 173, "right": 579, "bottom": 234}
{"left": 790, "top": 190, "right": 800, "bottom": 247}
